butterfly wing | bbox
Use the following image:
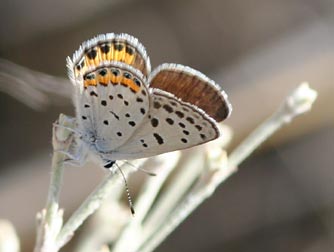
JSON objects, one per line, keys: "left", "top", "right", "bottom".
{"left": 69, "top": 33, "right": 151, "bottom": 80}
{"left": 110, "top": 89, "right": 220, "bottom": 160}
{"left": 74, "top": 63, "right": 150, "bottom": 152}
{"left": 67, "top": 34, "right": 232, "bottom": 162}
{"left": 67, "top": 33, "right": 152, "bottom": 152}
{"left": 149, "top": 63, "right": 232, "bottom": 122}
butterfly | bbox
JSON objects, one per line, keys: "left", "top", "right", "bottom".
{"left": 66, "top": 33, "right": 232, "bottom": 168}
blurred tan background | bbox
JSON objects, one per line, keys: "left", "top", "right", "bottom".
{"left": 0, "top": 0, "right": 333, "bottom": 251}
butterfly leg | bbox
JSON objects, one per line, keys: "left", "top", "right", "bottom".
{"left": 53, "top": 122, "right": 82, "bottom": 137}
{"left": 55, "top": 140, "right": 89, "bottom": 167}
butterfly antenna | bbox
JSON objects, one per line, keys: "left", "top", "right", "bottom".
{"left": 124, "top": 160, "right": 157, "bottom": 177}
{"left": 114, "top": 163, "right": 135, "bottom": 215}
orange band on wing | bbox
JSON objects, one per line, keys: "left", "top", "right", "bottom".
{"left": 83, "top": 67, "right": 141, "bottom": 93}
{"left": 121, "top": 77, "right": 140, "bottom": 93}
{"left": 84, "top": 79, "right": 97, "bottom": 87}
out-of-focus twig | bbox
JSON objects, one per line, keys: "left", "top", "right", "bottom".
{"left": 227, "top": 82, "right": 318, "bottom": 170}
{"left": 0, "top": 58, "right": 71, "bottom": 110}
{"left": 137, "top": 83, "right": 318, "bottom": 252}
{"left": 0, "top": 220, "right": 20, "bottom": 252}
{"left": 55, "top": 159, "right": 147, "bottom": 250}
{"left": 111, "top": 152, "right": 182, "bottom": 252}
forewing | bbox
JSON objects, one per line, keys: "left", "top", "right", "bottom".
{"left": 111, "top": 89, "right": 220, "bottom": 160}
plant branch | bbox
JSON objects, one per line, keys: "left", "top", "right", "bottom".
{"left": 138, "top": 83, "right": 318, "bottom": 252}
{"left": 55, "top": 161, "right": 141, "bottom": 249}
{"left": 34, "top": 114, "right": 76, "bottom": 252}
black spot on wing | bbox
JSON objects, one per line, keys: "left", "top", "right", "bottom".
{"left": 133, "top": 78, "right": 141, "bottom": 87}
{"left": 140, "top": 139, "right": 148, "bottom": 148}
{"left": 166, "top": 118, "right": 174, "bottom": 125}
{"left": 87, "top": 49, "right": 97, "bottom": 59}
{"left": 163, "top": 104, "right": 173, "bottom": 113}
{"left": 178, "top": 122, "right": 185, "bottom": 128}
{"left": 151, "top": 118, "right": 159, "bottom": 127}
{"left": 90, "top": 91, "right": 98, "bottom": 97}
{"left": 195, "top": 125, "right": 202, "bottom": 131}
{"left": 186, "top": 117, "right": 195, "bottom": 124}
{"left": 126, "top": 46, "right": 134, "bottom": 55}
{"left": 153, "top": 101, "right": 161, "bottom": 109}
{"left": 123, "top": 72, "right": 131, "bottom": 79}
{"left": 114, "top": 43, "right": 124, "bottom": 51}
{"left": 183, "top": 130, "right": 189, "bottom": 135}
{"left": 99, "top": 69, "right": 107, "bottom": 76}
{"left": 111, "top": 69, "right": 120, "bottom": 76}
{"left": 110, "top": 111, "right": 119, "bottom": 120}
{"left": 85, "top": 73, "right": 95, "bottom": 80}
{"left": 153, "top": 133, "right": 164, "bottom": 145}
{"left": 175, "top": 111, "right": 184, "bottom": 118}
{"left": 100, "top": 44, "right": 110, "bottom": 53}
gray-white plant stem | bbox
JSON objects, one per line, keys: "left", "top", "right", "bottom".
{"left": 55, "top": 161, "right": 138, "bottom": 249}
{"left": 138, "top": 83, "right": 318, "bottom": 252}
{"left": 34, "top": 114, "right": 75, "bottom": 252}
{"left": 139, "top": 147, "right": 208, "bottom": 246}
{"left": 45, "top": 149, "right": 65, "bottom": 228}
{"left": 55, "top": 171, "right": 115, "bottom": 249}
{"left": 111, "top": 152, "right": 181, "bottom": 252}
{"left": 227, "top": 82, "right": 317, "bottom": 172}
